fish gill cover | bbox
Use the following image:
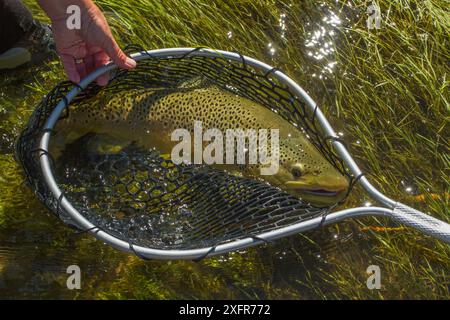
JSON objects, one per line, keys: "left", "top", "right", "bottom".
{"left": 15, "top": 47, "right": 353, "bottom": 251}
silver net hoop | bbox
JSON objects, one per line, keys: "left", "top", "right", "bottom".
{"left": 16, "top": 47, "right": 450, "bottom": 260}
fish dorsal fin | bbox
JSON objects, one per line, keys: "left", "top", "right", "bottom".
{"left": 177, "top": 76, "right": 214, "bottom": 90}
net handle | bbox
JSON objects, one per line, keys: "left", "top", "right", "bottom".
{"left": 391, "top": 203, "right": 450, "bottom": 243}
{"left": 36, "top": 48, "right": 450, "bottom": 260}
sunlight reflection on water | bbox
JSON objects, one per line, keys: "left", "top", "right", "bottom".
{"left": 304, "top": 5, "right": 342, "bottom": 79}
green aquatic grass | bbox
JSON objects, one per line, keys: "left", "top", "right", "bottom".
{"left": 0, "top": 0, "right": 448, "bottom": 299}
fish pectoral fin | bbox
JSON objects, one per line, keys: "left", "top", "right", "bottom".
{"left": 86, "top": 134, "right": 131, "bottom": 155}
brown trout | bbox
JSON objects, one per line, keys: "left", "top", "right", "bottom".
{"left": 51, "top": 81, "right": 349, "bottom": 206}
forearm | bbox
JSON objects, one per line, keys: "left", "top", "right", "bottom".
{"left": 37, "top": 0, "right": 97, "bottom": 22}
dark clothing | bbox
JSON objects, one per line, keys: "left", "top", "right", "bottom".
{"left": 0, "top": 0, "right": 35, "bottom": 53}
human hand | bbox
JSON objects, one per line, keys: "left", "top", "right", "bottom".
{"left": 39, "top": 0, "right": 136, "bottom": 85}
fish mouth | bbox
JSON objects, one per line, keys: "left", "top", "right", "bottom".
{"left": 284, "top": 181, "right": 347, "bottom": 200}
{"left": 301, "top": 189, "right": 340, "bottom": 197}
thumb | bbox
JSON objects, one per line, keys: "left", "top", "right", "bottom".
{"left": 102, "top": 36, "right": 136, "bottom": 69}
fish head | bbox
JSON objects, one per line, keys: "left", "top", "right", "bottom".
{"left": 276, "top": 137, "right": 349, "bottom": 207}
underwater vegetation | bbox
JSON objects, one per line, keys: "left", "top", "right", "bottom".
{"left": 0, "top": 0, "right": 448, "bottom": 299}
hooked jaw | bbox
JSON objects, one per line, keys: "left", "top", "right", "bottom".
{"left": 284, "top": 176, "right": 349, "bottom": 206}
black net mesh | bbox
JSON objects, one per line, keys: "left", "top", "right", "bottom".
{"left": 15, "top": 47, "right": 352, "bottom": 251}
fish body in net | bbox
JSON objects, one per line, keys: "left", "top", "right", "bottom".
{"left": 51, "top": 79, "right": 348, "bottom": 206}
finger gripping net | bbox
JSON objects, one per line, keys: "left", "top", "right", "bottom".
{"left": 15, "top": 47, "right": 351, "bottom": 256}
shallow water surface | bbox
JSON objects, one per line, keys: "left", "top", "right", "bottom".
{"left": 0, "top": 0, "right": 448, "bottom": 299}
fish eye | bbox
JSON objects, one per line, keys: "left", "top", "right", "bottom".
{"left": 291, "top": 167, "right": 302, "bottom": 179}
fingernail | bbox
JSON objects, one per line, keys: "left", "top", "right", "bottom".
{"left": 125, "top": 57, "right": 137, "bottom": 68}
